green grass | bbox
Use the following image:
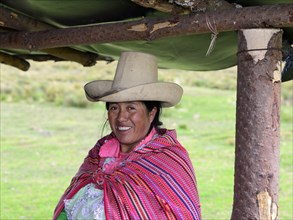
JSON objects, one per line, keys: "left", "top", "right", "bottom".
{"left": 1, "top": 62, "right": 292, "bottom": 219}
{"left": 1, "top": 92, "right": 292, "bottom": 219}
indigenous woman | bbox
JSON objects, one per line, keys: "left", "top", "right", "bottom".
{"left": 53, "top": 52, "right": 201, "bottom": 220}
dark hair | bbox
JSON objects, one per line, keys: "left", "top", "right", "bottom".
{"left": 105, "top": 101, "right": 163, "bottom": 129}
{"left": 143, "top": 101, "right": 163, "bottom": 129}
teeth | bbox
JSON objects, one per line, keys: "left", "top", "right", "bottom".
{"left": 117, "top": 126, "right": 131, "bottom": 131}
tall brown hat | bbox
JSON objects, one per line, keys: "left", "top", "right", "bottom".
{"left": 84, "top": 51, "right": 183, "bottom": 107}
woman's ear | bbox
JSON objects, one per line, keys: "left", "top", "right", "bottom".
{"left": 149, "top": 107, "right": 157, "bottom": 123}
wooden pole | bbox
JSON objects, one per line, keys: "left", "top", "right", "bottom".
{"left": 231, "top": 29, "right": 282, "bottom": 220}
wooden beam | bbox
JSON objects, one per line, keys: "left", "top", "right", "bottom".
{"left": 0, "top": 5, "right": 111, "bottom": 66}
{"left": 131, "top": 0, "right": 236, "bottom": 14}
{"left": 130, "top": 0, "right": 190, "bottom": 14}
{"left": 0, "top": 4, "right": 292, "bottom": 50}
{"left": 0, "top": 51, "right": 30, "bottom": 71}
{"left": 14, "top": 53, "right": 114, "bottom": 64}
{"left": 0, "top": 5, "right": 53, "bottom": 31}
{"left": 18, "top": 54, "right": 64, "bottom": 62}
{"left": 40, "top": 48, "right": 113, "bottom": 66}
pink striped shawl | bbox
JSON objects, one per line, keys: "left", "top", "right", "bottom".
{"left": 53, "top": 129, "right": 201, "bottom": 220}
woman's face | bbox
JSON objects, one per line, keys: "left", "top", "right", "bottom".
{"left": 108, "top": 101, "right": 157, "bottom": 153}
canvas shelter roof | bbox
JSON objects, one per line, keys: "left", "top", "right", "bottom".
{"left": 1, "top": 0, "right": 292, "bottom": 81}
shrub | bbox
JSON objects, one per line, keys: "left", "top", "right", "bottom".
{"left": 63, "top": 93, "right": 88, "bottom": 108}
{"left": 1, "top": 62, "right": 291, "bottom": 108}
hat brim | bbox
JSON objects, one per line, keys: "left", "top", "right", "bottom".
{"left": 84, "top": 80, "right": 183, "bottom": 107}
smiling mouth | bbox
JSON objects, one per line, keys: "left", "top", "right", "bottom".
{"left": 117, "top": 126, "right": 131, "bottom": 131}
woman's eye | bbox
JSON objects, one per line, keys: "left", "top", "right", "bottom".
{"left": 109, "top": 106, "right": 117, "bottom": 111}
{"left": 128, "top": 106, "right": 136, "bottom": 110}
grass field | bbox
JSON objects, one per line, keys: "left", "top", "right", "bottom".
{"left": 1, "top": 62, "right": 292, "bottom": 219}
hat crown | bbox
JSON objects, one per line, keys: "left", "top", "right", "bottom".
{"left": 111, "top": 52, "right": 158, "bottom": 90}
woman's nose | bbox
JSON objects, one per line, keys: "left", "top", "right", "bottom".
{"left": 117, "top": 109, "right": 128, "bottom": 122}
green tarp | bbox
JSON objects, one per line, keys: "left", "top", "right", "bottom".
{"left": 1, "top": 0, "right": 292, "bottom": 81}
